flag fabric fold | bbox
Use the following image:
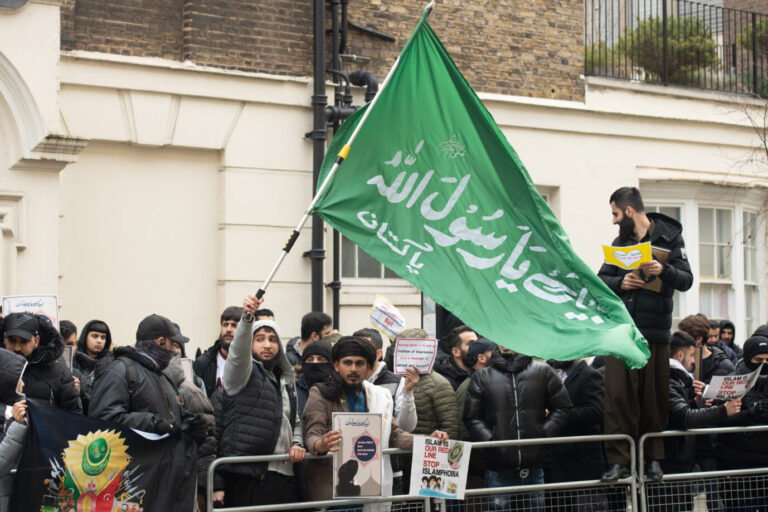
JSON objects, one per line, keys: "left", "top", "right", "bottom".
{"left": 313, "top": 15, "right": 649, "bottom": 369}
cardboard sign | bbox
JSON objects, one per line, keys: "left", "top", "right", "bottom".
{"left": 702, "top": 364, "right": 763, "bottom": 401}
{"left": 602, "top": 242, "right": 652, "bottom": 270}
{"left": 2, "top": 294, "right": 59, "bottom": 329}
{"left": 393, "top": 338, "right": 438, "bottom": 375}
{"left": 332, "top": 413, "right": 383, "bottom": 499}
{"left": 410, "top": 436, "right": 472, "bottom": 500}
{"left": 369, "top": 295, "right": 405, "bottom": 340}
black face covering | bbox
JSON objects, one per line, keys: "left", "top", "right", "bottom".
{"left": 303, "top": 362, "right": 333, "bottom": 387}
{"left": 619, "top": 214, "right": 636, "bottom": 242}
{"left": 548, "top": 360, "right": 574, "bottom": 370}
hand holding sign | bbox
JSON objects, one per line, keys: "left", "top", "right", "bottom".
{"left": 603, "top": 242, "right": 652, "bottom": 270}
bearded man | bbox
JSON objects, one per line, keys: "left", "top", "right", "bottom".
{"left": 597, "top": 187, "right": 693, "bottom": 482}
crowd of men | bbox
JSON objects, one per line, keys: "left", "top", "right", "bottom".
{"left": 0, "top": 186, "right": 766, "bottom": 511}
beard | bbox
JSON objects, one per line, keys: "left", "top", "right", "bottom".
{"left": 460, "top": 350, "right": 474, "bottom": 368}
{"left": 343, "top": 381, "right": 363, "bottom": 394}
{"left": 618, "top": 215, "right": 636, "bottom": 242}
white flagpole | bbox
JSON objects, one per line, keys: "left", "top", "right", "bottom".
{"left": 247, "top": 2, "right": 435, "bottom": 314}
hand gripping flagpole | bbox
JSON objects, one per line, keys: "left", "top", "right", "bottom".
{"left": 244, "top": 1, "right": 435, "bottom": 320}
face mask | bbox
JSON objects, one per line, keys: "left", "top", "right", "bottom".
{"left": 303, "top": 362, "right": 333, "bottom": 386}
{"left": 548, "top": 360, "right": 573, "bottom": 370}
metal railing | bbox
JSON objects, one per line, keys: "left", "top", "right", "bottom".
{"left": 206, "top": 434, "right": 637, "bottom": 512}
{"left": 585, "top": 0, "right": 768, "bottom": 97}
{"left": 638, "top": 425, "right": 768, "bottom": 512}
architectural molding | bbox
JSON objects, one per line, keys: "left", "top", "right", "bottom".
{"left": 10, "top": 134, "right": 88, "bottom": 172}
{"left": 0, "top": 50, "right": 45, "bottom": 159}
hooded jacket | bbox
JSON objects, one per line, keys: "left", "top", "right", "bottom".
{"left": 213, "top": 319, "right": 302, "bottom": 480}
{"left": 73, "top": 320, "right": 114, "bottom": 414}
{"left": 0, "top": 349, "right": 28, "bottom": 512}
{"left": 464, "top": 353, "right": 571, "bottom": 471}
{"left": 598, "top": 213, "right": 694, "bottom": 342}
{"left": 433, "top": 351, "right": 469, "bottom": 391}
{"left": 664, "top": 362, "right": 727, "bottom": 473}
{"left": 719, "top": 320, "right": 742, "bottom": 363}
{"left": 4, "top": 316, "right": 82, "bottom": 415}
{"left": 193, "top": 338, "right": 225, "bottom": 396}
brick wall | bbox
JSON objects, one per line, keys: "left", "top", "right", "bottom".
{"left": 725, "top": 1, "right": 768, "bottom": 15}
{"left": 61, "top": 0, "right": 584, "bottom": 101}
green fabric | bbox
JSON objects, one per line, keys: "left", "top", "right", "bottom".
{"left": 313, "top": 14, "right": 649, "bottom": 369}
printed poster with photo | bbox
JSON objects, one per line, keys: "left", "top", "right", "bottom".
{"left": 2, "top": 294, "right": 59, "bottom": 329}
{"left": 333, "top": 412, "right": 383, "bottom": 499}
{"left": 409, "top": 435, "right": 472, "bottom": 500}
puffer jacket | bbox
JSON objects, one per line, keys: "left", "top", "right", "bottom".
{"left": 193, "top": 338, "right": 224, "bottom": 396}
{"left": 433, "top": 352, "right": 469, "bottom": 391}
{"left": 412, "top": 372, "right": 459, "bottom": 439}
{"left": 13, "top": 316, "right": 81, "bottom": 415}
{"left": 464, "top": 353, "right": 571, "bottom": 471}
{"left": 715, "top": 361, "right": 768, "bottom": 469}
{"left": 0, "top": 418, "right": 27, "bottom": 512}
{"left": 664, "top": 365, "right": 727, "bottom": 473}
{"left": 700, "top": 346, "right": 734, "bottom": 384}
{"left": 89, "top": 346, "right": 184, "bottom": 432}
{"left": 73, "top": 320, "right": 115, "bottom": 415}
{"left": 598, "top": 213, "right": 693, "bottom": 342}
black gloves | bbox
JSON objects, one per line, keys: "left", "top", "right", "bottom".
{"left": 182, "top": 412, "right": 212, "bottom": 443}
{"left": 153, "top": 417, "right": 182, "bottom": 438}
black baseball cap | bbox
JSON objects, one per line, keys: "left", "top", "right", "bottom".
{"left": 4, "top": 313, "right": 38, "bottom": 340}
{"left": 136, "top": 314, "right": 187, "bottom": 344}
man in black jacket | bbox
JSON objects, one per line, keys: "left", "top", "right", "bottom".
{"left": 2, "top": 313, "right": 81, "bottom": 415}
{"left": 598, "top": 187, "right": 693, "bottom": 482}
{"left": 193, "top": 306, "right": 242, "bottom": 395}
{"left": 434, "top": 325, "right": 477, "bottom": 390}
{"left": 464, "top": 346, "right": 571, "bottom": 511}
{"left": 89, "top": 314, "right": 205, "bottom": 512}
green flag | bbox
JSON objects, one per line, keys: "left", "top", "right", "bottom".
{"left": 313, "top": 13, "right": 650, "bottom": 369}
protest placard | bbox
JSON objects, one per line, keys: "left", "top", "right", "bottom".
{"left": 702, "top": 364, "right": 762, "bottom": 401}
{"left": 410, "top": 435, "right": 471, "bottom": 500}
{"left": 369, "top": 295, "right": 405, "bottom": 340}
{"left": 393, "top": 338, "right": 438, "bottom": 375}
{"left": 602, "top": 242, "right": 652, "bottom": 270}
{"left": 332, "top": 413, "right": 383, "bottom": 499}
{"left": 2, "top": 294, "right": 59, "bottom": 329}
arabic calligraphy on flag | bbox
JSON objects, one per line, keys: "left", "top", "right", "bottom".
{"left": 313, "top": 14, "right": 649, "bottom": 368}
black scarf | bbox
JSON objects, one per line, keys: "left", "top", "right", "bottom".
{"left": 135, "top": 339, "right": 175, "bottom": 371}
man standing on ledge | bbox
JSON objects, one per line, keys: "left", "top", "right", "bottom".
{"left": 597, "top": 187, "right": 693, "bottom": 482}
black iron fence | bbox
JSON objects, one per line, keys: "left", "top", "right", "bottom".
{"left": 584, "top": 0, "right": 768, "bottom": 97}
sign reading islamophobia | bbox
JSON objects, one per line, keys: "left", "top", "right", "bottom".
{"left": 313, "top": 12, "right": 650, "bottom": 369}
{"left": 13, "top": 403, "right": 192, "bottom": 512}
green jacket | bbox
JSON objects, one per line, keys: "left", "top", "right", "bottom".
{"left": 413, "top": 372, "right": 459, "bottom": 439}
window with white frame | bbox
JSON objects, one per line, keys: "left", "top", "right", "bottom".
{"left": 341, "top": 235, "right": 399, "bottom": 279}
{"left": 645, "top": 204, "right": 682, "bottom": 328}
{"left": 641, "top": 182, "right": 766, "bottom": 344}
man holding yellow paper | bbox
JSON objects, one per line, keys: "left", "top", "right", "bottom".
{"left": 598, "top": 187, "right": 693, "bottom": 482}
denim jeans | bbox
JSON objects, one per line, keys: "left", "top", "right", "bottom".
{"left": 485, "top": 467, "right": 544, "bottom": 512}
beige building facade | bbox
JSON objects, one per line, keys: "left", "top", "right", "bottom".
{"left": 1, "top": 1, "right": 766, "bottom": 353}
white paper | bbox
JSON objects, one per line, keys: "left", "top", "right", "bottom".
{"left": 368, "top": 295, "right": 405, "bottom": 340}
{"left": 333, "top": 412, "right": 383, "bottom": 499}
{"left": 409, "top": 435, "right": 472, "bottom": 500}
{"left": 393, "top": 338, "right": 438, "bottom": 375}
{"left": 2, "top": 294, "right": 59, "bottom": 329}
{"left": 702, "top": 364, "right": 762, "bottom": 401}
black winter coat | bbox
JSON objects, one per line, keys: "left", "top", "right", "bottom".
{"left": 598, "top": 213, "right": 693, "bottom": 342}
{"left": 22, "top": 320, "right": 81, "bottom": 415}
{"left": 464, "top": 353, "right": 571, "bottom": 471}
{"left": 193, "top": 339, "right": 223, "bottom": 396}
{"left": 547, "top": 361, "right": 605, "bottom": 482}
{"left": 664, "top": 366, "right": 726, "bottom": 473}
{"left": 434, "top": 351, "right": 469, "bottom": 391}
{"left": 715, "top": 362, "right": 768, "bottom": 469}
{"left": 89, "top": 346, "right": 184, "bottom": 432}
{"left": 700, "top": 346, "right": 735, "bottom": 384}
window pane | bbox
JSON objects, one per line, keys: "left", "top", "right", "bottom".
{"left": 746, "top": 285, "right": 759, "bottom": 336}
{"left": 745, "top": 247, "right": 757, "bottom": 282}
{"left": 357, "top": 247, "right": 382, "bottom": 278}
{"left": 384, "top": 265, "right": 398, "bottom": 278}
{"left": 699, "top": 245, "right": 715, "bottom": 279}
{"left": 716, "top": 209, "right": 732, "bottom": 244}
{"left": 743, "top": 211, "right": 756, "bottom": 245}
{"left": 699, "top": 208, "right": 714, "bottom": 243}
{"left": 659, "top": 206, "right": 681, "bottom": 221}
{"left": 699, "top": 283, "right": 730, "bottom": 319}
{"left": 717, "top": 245, "right": 732, "bottom": 279}
{"left": 341, "top": 236, "right": 356, "bottom": 278}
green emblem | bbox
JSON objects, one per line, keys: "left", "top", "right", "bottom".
{"left": 82, "top": 437, "right": 110, "bottom": 476}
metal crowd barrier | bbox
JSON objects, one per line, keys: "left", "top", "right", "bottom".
{"left": 638, "top": 425, "right": 768, "bottom": 512}
{"left": 206, "top": 434, "right": 637, "bottom": 512}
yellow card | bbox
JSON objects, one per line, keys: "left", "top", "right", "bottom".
{"left": 602, "top": 242, "right": 652, "bottom": 269}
